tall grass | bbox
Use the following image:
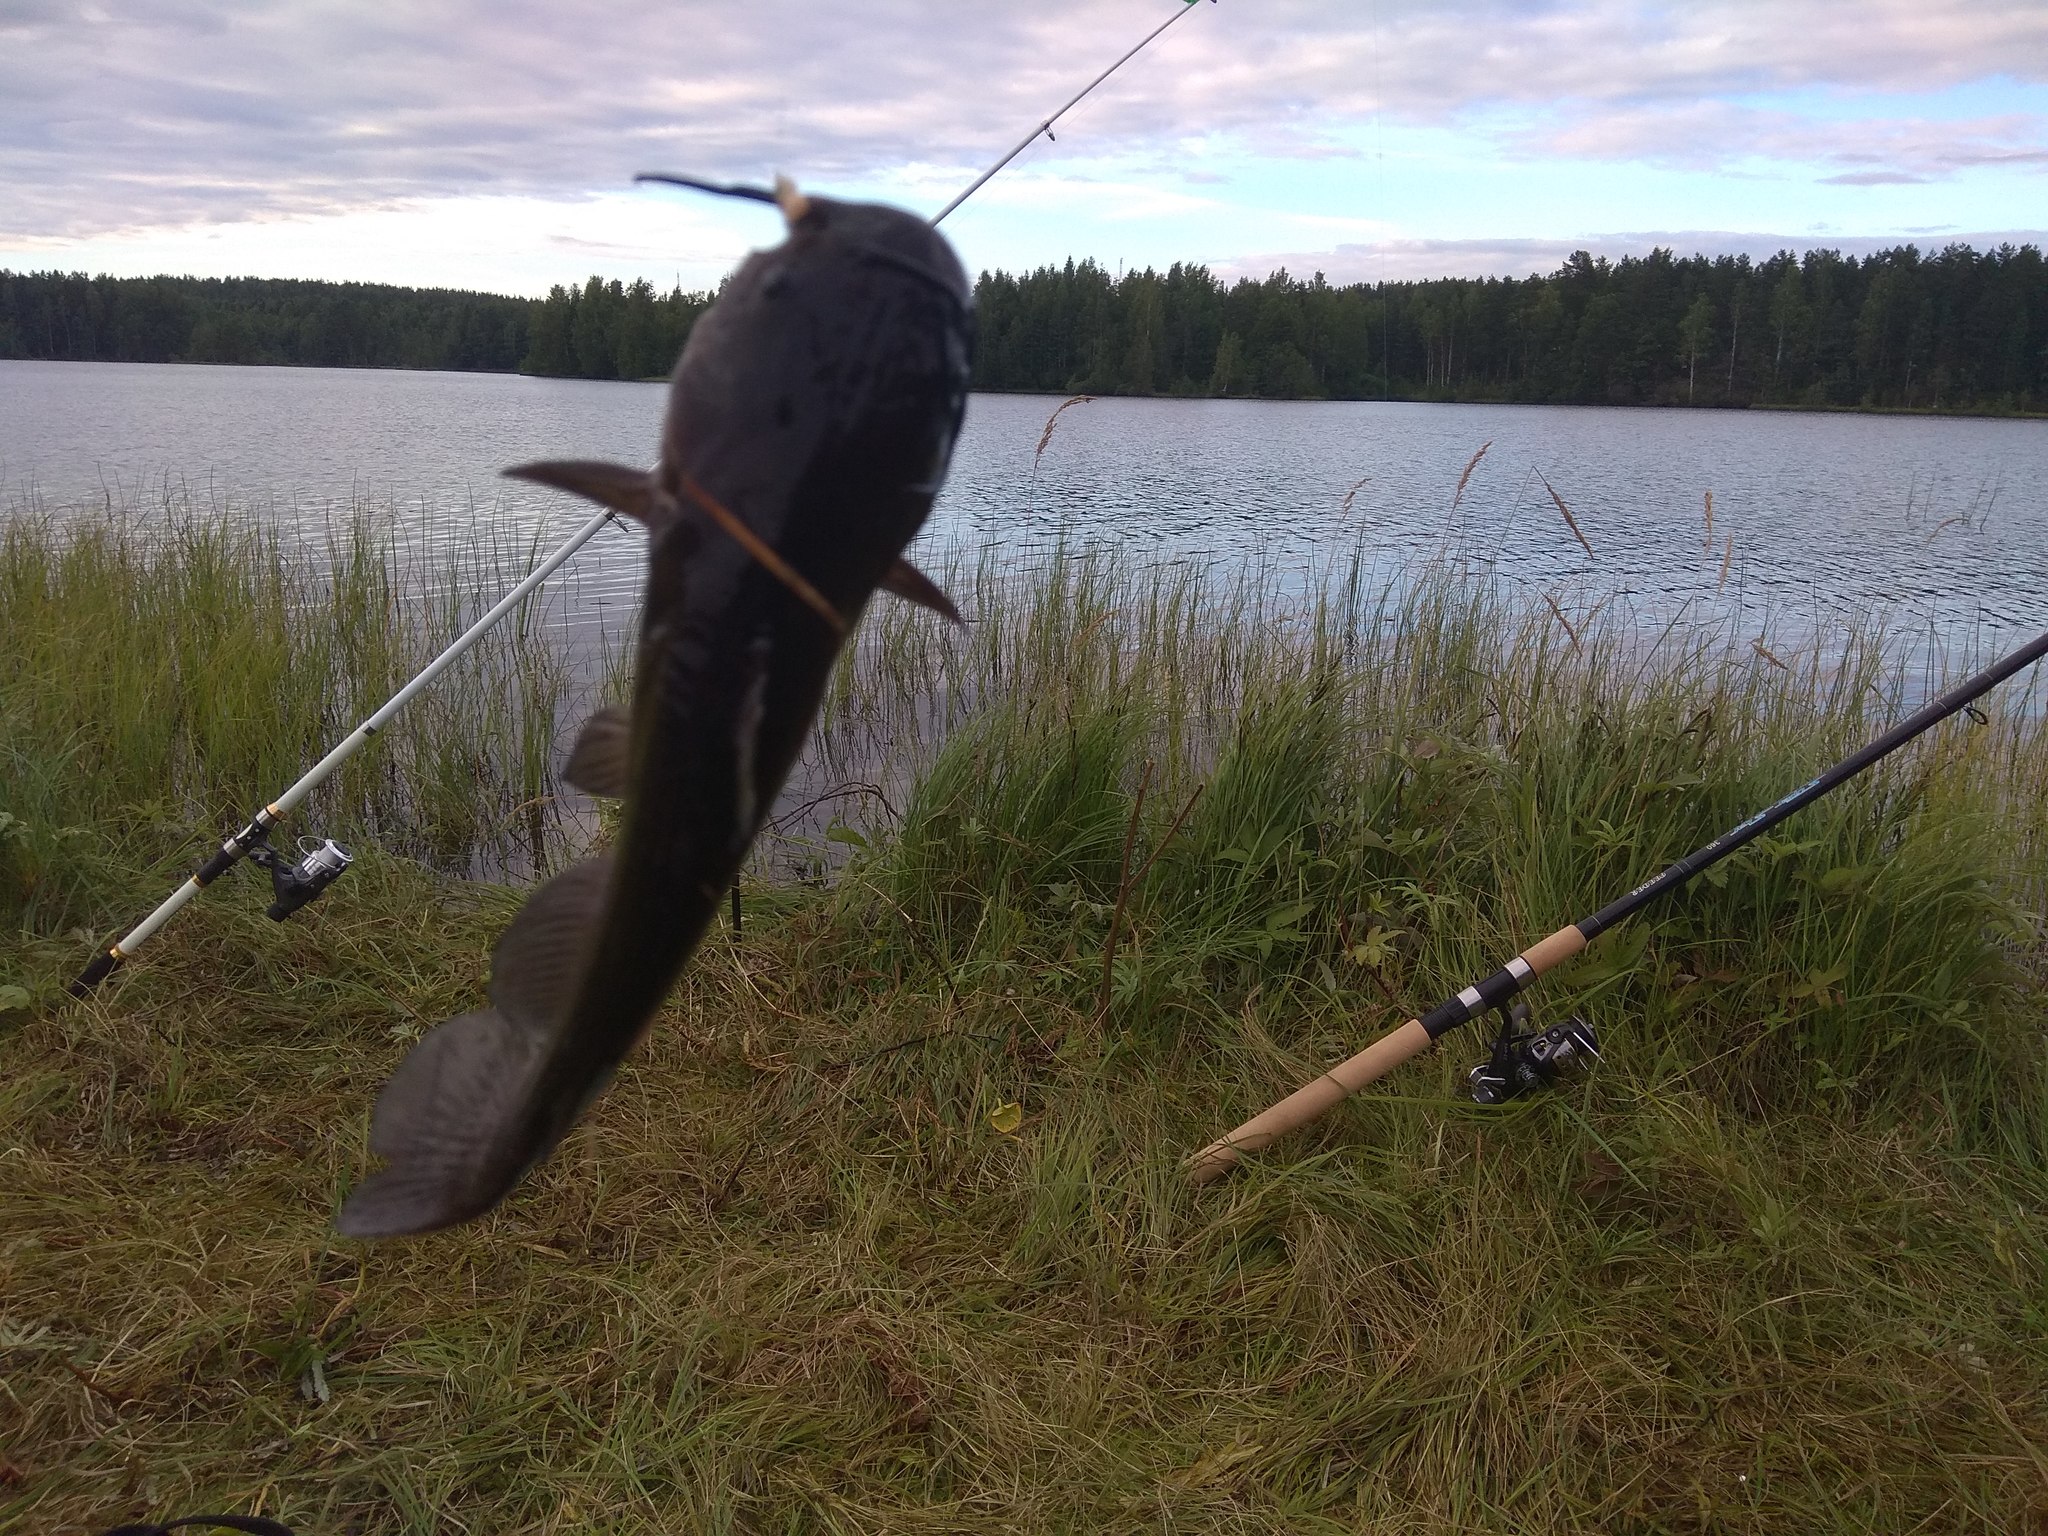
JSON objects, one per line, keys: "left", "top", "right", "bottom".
{"left": 0, "top": 490, "right": 576, "bottom": 935}
{"left": 814, "top": 547, "right": 2047, "bottom": 1148}
{"left": 5, "top": 494, "right": 2048, "bottom": 1531}
{"left": 6, "top": 500, "right": 2043, "bottom": 1131}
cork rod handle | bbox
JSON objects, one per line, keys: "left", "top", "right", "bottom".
{"left": 1185, "top": 924, "right": 1591, "bottom": 1185}
{"left": 1184, "top": 1018, "right": 1434, "bottom": 1185}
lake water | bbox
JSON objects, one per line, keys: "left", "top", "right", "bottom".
{"left": 5, "top": 359, "right": 2046, "bottom": 663}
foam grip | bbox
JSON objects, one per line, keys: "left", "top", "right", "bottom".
{"left": 69, "top": 948, "right": 123, "bottom": 997}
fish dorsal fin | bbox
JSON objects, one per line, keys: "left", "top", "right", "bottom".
{"left": 505, "top": 460, "right": 657, "bottom": 524}
{"left": 488, "top": 853, "right": 615, "bottom": 1031}
{"left": 773, "top": 173, "right": 812, "bottom": 227}
{"left": 337, "top": 1008, "right": 545, "bottom": 1237}
{"left": 881, "top": 557, "right": 964, "bottom": 626}
{"left": 564, "top": 706, "right": 632, "bottom": 798}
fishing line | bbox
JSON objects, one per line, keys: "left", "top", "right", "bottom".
{"left": 640, "top": 1, "right": 1214, "bottom": 231}
{"left": 68, "top": 1, "right": 1222, "bottom": 997}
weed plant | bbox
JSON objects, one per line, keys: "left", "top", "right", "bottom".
{"left": 3, "top": 505, "right": 2047, "bottom": 1532}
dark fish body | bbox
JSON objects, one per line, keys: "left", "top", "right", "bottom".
{"left": 339, "top": 193, "right": 972, "bottom": 1237}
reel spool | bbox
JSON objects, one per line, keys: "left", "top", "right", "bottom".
{"left": 1468, "top": 1000, "right": 1600, "bottom": 1105}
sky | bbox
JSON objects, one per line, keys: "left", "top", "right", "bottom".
{"left": 2, "top": 0, "right": 2045, "bottom": 296}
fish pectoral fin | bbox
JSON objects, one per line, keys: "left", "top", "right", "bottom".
{"left": 489, "top": 854, "right": 615, "bottom": 1030}
{"left": 336, "top": 1008, "right": 545, "bottom": 1237}
{"left": 564, "top": 706, "right": 632, "bottom": 798}
{"left": 881, "top": 557, "right": 965, "bottom": 626}
{"left": 505, "top": 459, "right": 657, "bottom": 524}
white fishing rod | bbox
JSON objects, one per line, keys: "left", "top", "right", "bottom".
{"left": 931, "top": 0, "right": 1213, "bottom": 226}
{"left": 69, "top": 512, "right": 618, "bottom": 993}
{"left": 70, "top": 0, "right": 1217, "bottom": 996}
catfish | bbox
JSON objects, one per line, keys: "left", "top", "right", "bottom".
{"left": 338, "top": 181, "right": 972, "bottom": 1237}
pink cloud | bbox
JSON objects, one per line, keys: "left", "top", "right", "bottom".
{"left": 1525, "top": 100, "right": 2048, "bottom": 181}
{"left": 3, "top": 1, "right": 2045, "bottom": 241}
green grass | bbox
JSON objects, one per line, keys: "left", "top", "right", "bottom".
{"left": 3, "top": 507, "right": 2047, "bottom": 1532}
{"left": 0, "top": 490, "right": 578, "bottom": 937}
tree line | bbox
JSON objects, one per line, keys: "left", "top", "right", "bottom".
{"left": 5, "top": 241, "right": 2043, "bottom": 411}
{"left": 0, "top": 272, "right": 536, "bottom": 372}
{"left": 973, "top": 243, "right": 2047, "bottom": 411}
{"left": 0, "top": 271, "right": 708, "bottom": 381}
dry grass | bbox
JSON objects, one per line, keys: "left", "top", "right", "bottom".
{"left": 1450, "top": 441, "right": 1491, "bottom": 514}
{"left": 1539, "top": 473, "right": 1597, "bottom": 559}
{"left": 1032, "top": 396, "right": 1096, "bottom": 471}
{"left": 4, "top": 848, "right": 2046, "bottom": 1533}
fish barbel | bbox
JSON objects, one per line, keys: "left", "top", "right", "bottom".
{"left": 338, "top": 183, "right": 972, "bottom": 1237}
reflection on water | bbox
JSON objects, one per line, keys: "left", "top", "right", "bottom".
{"left": 5, "top": 358, "right": 2045, "bottom": 668}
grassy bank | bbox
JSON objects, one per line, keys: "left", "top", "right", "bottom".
{"left": 0, "top": 495, "right": 590, "bottom": 936}
{"left": 3, "top": 510, "right": 2047, "bottom": 1532}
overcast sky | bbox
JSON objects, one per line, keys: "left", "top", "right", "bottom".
{"left": 3, "top": 0, "right": 2045, "bottom": 294}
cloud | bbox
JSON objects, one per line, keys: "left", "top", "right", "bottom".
{"left": 1215, "top": 228, "right": 2048, "bottom": 285}
{"left": 1527, "top": 100, "right": 2048, "bottom": 182}
{"left": 4, "top": 0, "right": 2047, "bottom": 244}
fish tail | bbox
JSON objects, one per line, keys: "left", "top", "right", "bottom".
{"left": 339, "top": 854, "right": 615, "bottom": 1239}
{"left": 336, "top": 1008, "right": 545, "bottom": 1237}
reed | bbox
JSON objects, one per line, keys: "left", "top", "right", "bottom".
{"left": 814, "top": 548, "right": 2045, "bottom": 1144}
{"left": 0, "top": 487, "right": 580, "bottom": 935}
{"left": 4, "top": 491, "right": 2047, "bottom": 1533}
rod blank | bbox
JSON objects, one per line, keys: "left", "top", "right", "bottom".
{"left": 929, "top": 1, "right": 1210, "bottom": 227}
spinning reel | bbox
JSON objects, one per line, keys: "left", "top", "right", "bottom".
{"left": 1467, "top": 999, "right": 1600, "bottom": 1104}
{"left": 246, "top": 831, "right": 353, "bottom": 921}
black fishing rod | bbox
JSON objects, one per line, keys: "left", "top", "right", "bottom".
{"left": 67, "top": 2, "right": 1218, "bottom": 999}
{"left": 1188, "top": 623, "right": 2048, "bottom": 1184}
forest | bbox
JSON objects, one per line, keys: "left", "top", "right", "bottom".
{"left": 0, "top": 273, "right": 537, "bottom": 372}
{"left": 972, "top": 243, "right": 2048, "bottom": 411}
{"left": 0, "top": 270, "right": 706, "bottom": 381}
{"left": 4, "top": 241, "right": 2042, "bottom": 412}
